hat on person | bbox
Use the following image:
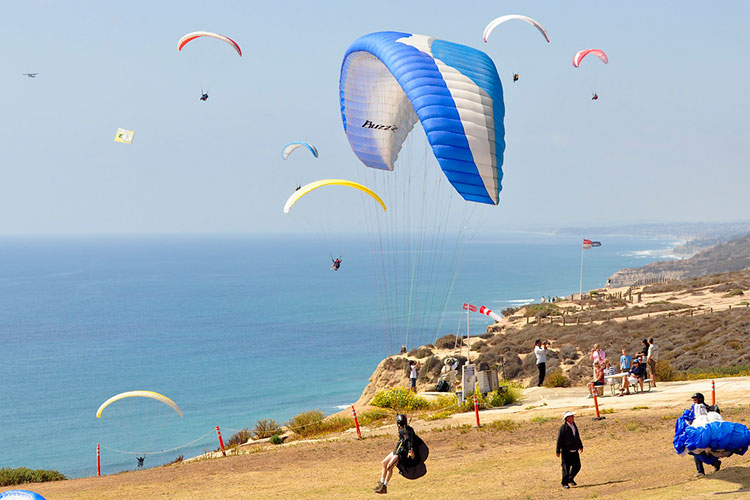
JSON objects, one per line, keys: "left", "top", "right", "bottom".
{"left": 632, "top": 358, "right": 640, "bottom": 363}
{"left": 562, "top": 411, "right": 576, "bottom": 420}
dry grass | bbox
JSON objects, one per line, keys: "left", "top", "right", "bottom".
{"left": 18, "top": 405, "right": 750, "bottom": 499}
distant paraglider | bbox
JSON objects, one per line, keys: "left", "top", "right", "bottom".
{"left": 283, "top": 179, "right": 386, "bottom": 214}
{"left": 177, "top": 31, "right": 242, "bottom": 57}
{"left": 281, "top": 141, "right": 319, "bottom": 160}
{"left": 331, "top": 256, "right": 342, "bottom": 271}
{"left": 96, "top": 391, "right": 183, "bottom": 418}
{"left": 200, "top": 91, "right": 209, "bottom": 102}
{"left": 483, "top": 15, "right": 550, "bottom": 43}
{"left": 513, "top": 73, "right": 519, "bottom": 82}
{"left": 572, "top": 49, "right": 608, "bottom": 68}
{"left": 592, "top": 93, "right": 599, "bottom": 101}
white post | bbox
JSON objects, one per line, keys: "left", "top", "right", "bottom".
{"left": 466, "top": 308, "right": 471, "bottom": 363}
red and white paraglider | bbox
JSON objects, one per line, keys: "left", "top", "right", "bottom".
{"left": 572, "top": 49, "right": 608, "bottom": 68}
{"left": 177, "top": 31, "right": 242, "bottom": 56}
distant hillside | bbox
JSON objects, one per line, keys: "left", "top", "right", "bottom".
{"left": 608, "top": 233, "right": 750, "bottom": 287}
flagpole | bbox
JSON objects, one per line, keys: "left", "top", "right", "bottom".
{"left": 466, "top": 308, "right": 471, "bottom": 364}
{"left": 579, "top": 241, "right": 584, "bottom": 298}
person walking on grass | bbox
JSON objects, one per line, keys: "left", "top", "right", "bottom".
{"left": 647, "top": 338, "right": 659, "bottom": 387}
{"left": 556, "top": 411, "right": 583, "bottom": 489}
{"left": 534, "top": 339, "right": 548, "bottom": 386}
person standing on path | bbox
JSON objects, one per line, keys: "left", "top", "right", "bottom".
{"left": 647, "top": 338, "right": 659, "bottom": 387}
{"left": 556, "top": 411, "right": 583, "bottom": 489}
{"left": 534, "top": 339, "right": 548, "bottom": 387}
{"left": 409, "top": 360, "right": 419, "bottom": 393}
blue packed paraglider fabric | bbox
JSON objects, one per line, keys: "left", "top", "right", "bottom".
{"left": 673, "top": 405, "right": 750, "bottom": 460}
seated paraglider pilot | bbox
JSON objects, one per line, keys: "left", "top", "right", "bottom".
{"left": 331, "top": 256, "right": 342, "bottom": 271}
{"left": 373, "top": 414, "right": 428, "bottom": 494}
{"left": 591, "top": 92, "right": 599, "bottom": 100}
{"left": 136, "top": 456, "right": 145, "bottom": 468}
{"left": 513, "top": 73, "right": 519, "bottom": 82}
{"left": 200, "top": 92, "right": 209, "bottom": 101}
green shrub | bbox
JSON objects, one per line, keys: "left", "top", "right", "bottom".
{"left": 425, "top": 410, "right": 454, "bottom": 421}
{"left": 484, "top": 419, "right": 520, "bottom": 432}
{"left": 358, "top": 408, "right": 391, "bottom": 427}
{"left": 435, "top": 334, "right": 460, "bottom": 349}
{"left": 723, "top": 289, "right": 744, "bottom": 298}
{"left": 0, "top": 467, "right": 66, "bottom": 487}
{"left": 269, "top": 434, "right": 284, "bottom": 445}
{"left": 371, "top": 387, "right": 429, "bottom": 410}
{"left": 252, "top": 419, "right": 282, "bottom": 440}
{"left": 317, "top": 415, "right": 354, "bottom": 434}
{"left": 654, "top": 360, "right": 674, "bottom": 382}
{"left": 502, "top": 306, "right": 521, "bottom": 317}
{"left": 428, "top": 393, "right": 458, "bottom": 410}
{"left": 524, "top": 303, "right": 560, "bottom": 318}
{"left": 544, "top": 370, "right": 572, "bottom": 388}
{"left": 408, "top": 347, "right": 434, "bottom": 359}
{"left": 224, "top": 427, "right": 251, "bottom": 448}
{"left": 286, "top": 410, "right": 325, "bottom": 437}
{"left": 529, "top": 416, "right": 552, "bottom": 424}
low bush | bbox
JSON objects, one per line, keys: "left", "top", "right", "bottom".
{"left": 429, "top": 393, "right": 458, "bottom": 411}
{"left": 358, "top": 408, "right": 391, "bottom": 427}
{"left": 723, "top": 289, "right": 744, "bottom": 298}
{"left": 269, "top": 434, "right": 284, "bottom": 445}
{"left": 435, "top": 334, "right": 461, "bottom": 349}
{"left": 529, "top": 415, "right": 552, "bottom": 424}
{"left": 0, "top": 467, "right": 66, "bottom": 487}
{"left": 224, "top": 428, "right": 251, "bottom": 448}
{"left": 654, "top": 360, "right": 674, "bottom": 382}
{"left": 544, "top": 370, "right": 572, "bottom": 388}
{"left": 252, "top": 419, "right": 282, "bottom": 440}
{"left": 371, "top": 387, "right": 429, "bottom": 411}
{"left": 484, "top": 419, "right": 520, "bottom": 432}
{"left": 408, "top": 347, "right": 434, "bottom": 359}
{"left": 425, "top": 410, "right": 454, "bottom": 421}
{"left": 286, "top": 410, "right": 325, "bottom": 437}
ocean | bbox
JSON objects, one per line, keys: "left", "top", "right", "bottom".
{"left": 0, "top": 232, "right": 678, "bottom": 478}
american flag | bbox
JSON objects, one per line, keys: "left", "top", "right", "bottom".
{"left": 583, "top": 238, "right": 601, "bottom": 250}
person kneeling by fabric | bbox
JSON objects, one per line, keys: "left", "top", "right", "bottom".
{"left": 618, "top": 359, "right": 645, "bottom": 396}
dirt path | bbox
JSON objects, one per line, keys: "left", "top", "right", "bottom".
{"left": 7, "top": 377, "right": 750, "bottom": 499}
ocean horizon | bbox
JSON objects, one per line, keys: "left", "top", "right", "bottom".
{"left": 0, "top": 232, "right": 680, "bottom": 478}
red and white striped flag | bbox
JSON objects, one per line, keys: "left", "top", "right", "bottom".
{"left": 463, "top": 303, "right": 477, "bottom": 312}
{"left": 583, "top": 238, "right": 601, "bottom": 250}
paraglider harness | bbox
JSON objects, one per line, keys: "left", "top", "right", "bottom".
{"left": 331, "top": 256, "right": 342, "bottom": 271}
{"left": 591, "top": 93, "right": 599, "bottom": 100}
{"left": 136, "top": 456, "right": 145, "bottom": 468}
{"left": 200, "top": 91, "right": 209, "bottom": 101}
{"left": 393, "top": 421, "right": 429, "bottom": 480}
{"left": 513, "top": 73, "right": 519, "bottom": 82}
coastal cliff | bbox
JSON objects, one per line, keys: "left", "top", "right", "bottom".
{"left": 607, "top": 233, "right": 750, "bottom": 288}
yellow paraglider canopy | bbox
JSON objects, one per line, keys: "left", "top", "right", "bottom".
{"left": 96, "top": 391, "right": 183, "bottom": 418}
{"left": 283, "top": 179, "right": 386, "bottom": 213}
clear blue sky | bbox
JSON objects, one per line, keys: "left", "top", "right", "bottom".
{"left": 2, "top": 0, "right": 748, "bottom": 234}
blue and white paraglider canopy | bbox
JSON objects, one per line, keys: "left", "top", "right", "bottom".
{"left": 281, "top": 141, "right": 319, "bottom": 160}
{"left": 339, "top": 31, "right": 505, "bottom": 205}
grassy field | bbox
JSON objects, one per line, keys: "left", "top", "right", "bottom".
{"left": 9, "top": 405, "right": 750, "bottom": 499}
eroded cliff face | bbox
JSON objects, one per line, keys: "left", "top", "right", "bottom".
{"left": 607, "top": 234, "right": 750, "bottom": 288}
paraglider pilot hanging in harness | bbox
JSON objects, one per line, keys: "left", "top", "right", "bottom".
{"left": 200, "top": 91, "right": 209, "bottom": 102}
{"left": 331, "top": 256, "right": 342, "bottom": 271}
{"left": 373, "top": 414, "right": 429, "bottom": 494}
{"left": 513, "top": 73, "right": 519, "bottom": 82}
{"left": 591, "top": 92, "right": 598, "bottom": 101}
{"left": 136, "top": 456, "right": 145, "bottom": 468}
